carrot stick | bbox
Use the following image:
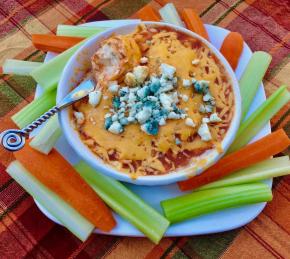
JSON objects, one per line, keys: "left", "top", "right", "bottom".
{"left": 14, "top": 142, "right": 116, "bottom": 231}
{"left": 181, "top": 8, "right": 209, "bottom": 41}
{"left": 178, "top": 129, "right": 290, "bottom": 191}
{"left": 32, "top": 34, "right": 84, "bottom": 53}
{"left": 136, "top": 4, "right": 160, "bottom": 21}
{"left": 220, "top": 32, "right": 244, "bottom": 70}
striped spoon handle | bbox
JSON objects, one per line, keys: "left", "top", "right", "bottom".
{"left": 0, "top": 106, "right": 59, "bottom": 151}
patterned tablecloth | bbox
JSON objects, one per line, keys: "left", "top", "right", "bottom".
{"left": 0, "top": 0, "right": 289, "bottom": 258}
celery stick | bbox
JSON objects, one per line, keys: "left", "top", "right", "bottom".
{"left": 12, "top": 89, "right": 56, "bottom": 128}
{"left": 159, "top": 3, "right": 184, "bottom": 27}
{"left": 161, "top": 183, "right": 272, "bottom": 223}
{"left": 80, "top": 19, "right": 141, "bottom": 28}
{"left": 29, "top": 114, "right": 61, "bottom": 154}
{"left": 56, "top": 25, "right": 107, "bottom": 37}
{"left": 56, "top": 19, "right": 141, "bottom": 37}
{"left": 196, "top": 156, "right": 290, "bottom": 191}
{"left": 239, "top": 51, "right": 272, "bottom": 120}
{"left": 7, "top": 161, "right": 94, "bottom": 241}
{"left": 81, "top": 19, "right": 140, "bottom": 27}
{"left": 228, "top": 85, "right": 290, "bottom": 153}
{"left": 3, "top": 59, "right": 42, "bottom": 75}
{"left": 30, "top": 41, "right": 84, "bottom": 92}
{"left": 75, "top": 162, "right": 169, "bottom": 244}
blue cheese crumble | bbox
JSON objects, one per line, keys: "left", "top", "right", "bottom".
{"left": 175, "top": 138, "right": 181, "bottom": 145}
{"left": 108, "top": 121, "right": 123, "bottom": 134}
{"left": 209, "top": 113, "right": 222, "bottom": 122}
{"left": 108, "top": 81, "right": 119, "bottom": 93}
{"left": 104, "top": 63, "right": 186, "bottom": 135}
{"left": 100, "top": 60, "right": 223, "bottom": 142}
{"left": 185, "top": 118, "right": 196, "bottom": 127}
{"left": 199, "top": 104, "right": 213, "bottom": 113}
{"left": 88, "top": 90, "right": 102, "bottom": 107}
{"left": 182, "top": 79, "right": 191, "bottom": 88}
{"left": 198, "top": 122, "right": 212, "bottom": 141}
{"left": 160, "top": 63, "right": 176, "bottom": 79}
{"left": 74, "top": 111, "right": 85, "bottom": 125}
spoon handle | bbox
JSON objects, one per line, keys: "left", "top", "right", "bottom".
{"left": 0, "top": 106, "right": 59, "bottom": 152}
{"left": 1, "top": 78, "right": 95, "bottom": 152}
{"left": 22, "top": 106, "right": 60, "bottom": 135}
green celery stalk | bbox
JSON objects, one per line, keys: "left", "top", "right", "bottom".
{"left": 196, "top": 156, "right": 290, "bottom": 191}
{"left": 75, "top": 162, "right": 169, "bottom": 244}
{"left": 239, "top": 51, "right": 272, "bottom": 120}
{"left": 3, "top": 59, "right": 42, "bottom": 75}
{"left": 161, "top": 183, "right": 272, "bottom": 223}
{"left": 228, "top": 85, "right": 290, "bottom": 153}
{"left": 56, "top": 25, "right": 107, "bottom": 37}
{"left": 159, "top": 3, "right": 184, "bottom": 27}
{"left": 12, "top": 89, "right": 56, "bottom": 128}
{"left": 29, "top": 114, "right": 61, "bottom": 154}
{"left": 7, "top": 161, "right": 94, "bottom": 241}
{"left": 30, "top": 41, "right": 84, "bottom": 92}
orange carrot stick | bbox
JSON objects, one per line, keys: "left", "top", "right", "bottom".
{"left": 32, "top": 34, "right": 84, "bottom": 53}
{"left": 136, "top": 4, "right": 160, "bottom": 21}
{"left": 181, "top": 8, "right": 209, "bottom": 41}
{"left": 178, "top": 129, "right": 290, "bottom": 191}
{"left": 14, "top": 142, "right": 116, "bottom": 232}
{"left": 220, "top": 32, "right": 244, "bottom": 70}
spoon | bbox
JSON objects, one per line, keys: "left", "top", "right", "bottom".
{"left": 0, "top": 79, "right": 95, "bottom": 152}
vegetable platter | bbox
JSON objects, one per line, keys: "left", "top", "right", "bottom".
{"left": 3, "top": 3, "right": 290, "bottom": 244}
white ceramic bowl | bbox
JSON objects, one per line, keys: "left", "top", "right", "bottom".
{"left": 57, "top": 22, "right": 241, "bottom": 185}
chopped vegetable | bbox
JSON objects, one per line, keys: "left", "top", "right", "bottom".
{"left": 75, "top": 162, "right": 170, "bottom": 244}
{"left": 136, "top": 5, "right": 160, "bottom": 21}
{"left": 56, "top": 25, "right": 106, "bottom": 37}
{"left": 239, "top": 51, "right": 272, "bottom": 120}
{"left": 181, "top": 8, "right": 209, "bottom": 41}
{"left": 12, "top": 89, "right": 56, "bottom": 128}
{"left": 159, "top": 3, "right": 184, "bottom": 27}
{"left": 162, "top": 183, "right": 272, "bottom": 223}
{"left": 228, "top": 85, "right": 290, "bottom": 153}
{"left": 56, "top": 20, "right": 140, "bottom": 37}
{"left": 220, "top": 32, "right": 243, "bottom": 70}
{"left": 7, "top": 161, "right": 94, "bottom": 241}
{"left": 14, "top": 144, "right": 116, "bottom": 232}
{"left": 178, "top": 129, "right": 290, "bottom": 191}
{"left": 87, "top": 19, "right": 140, "bottom": 27}
{"left": 196, "top": 156, "right": 290, "bottom": 191}
{"left": 3, "top": 59, "right": 42, "bottom": 75}
{"left": 30, "top": 42, "right": 83, "bottom": 92}
{"left": 29, "top": 114, "right": 61, "bottom": 154}
{"left": 32, "top": 34, "right": 84, "bottom": 53}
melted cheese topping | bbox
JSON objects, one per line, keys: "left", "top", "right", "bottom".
{"left": 73, "top": 26, "right": 234, "bottom": 175}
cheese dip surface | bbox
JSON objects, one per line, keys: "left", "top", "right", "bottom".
{"left": 72, "top": 24, "right": 234, "bottom": 176}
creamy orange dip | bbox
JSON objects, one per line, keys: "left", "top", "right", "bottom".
{"left": 72, "top": 24, "right": 234, "bottom": 176}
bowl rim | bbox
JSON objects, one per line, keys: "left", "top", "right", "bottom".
{"left": 57, "top": 21, "right": 241, "bottom": 185}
